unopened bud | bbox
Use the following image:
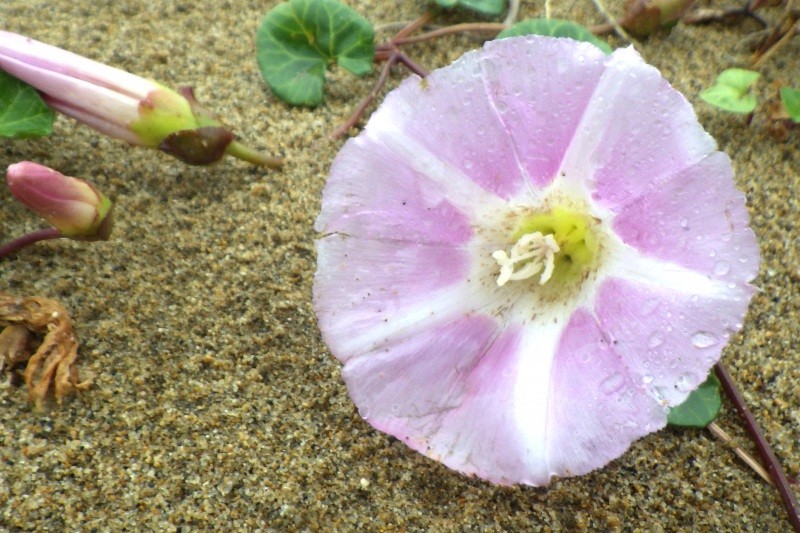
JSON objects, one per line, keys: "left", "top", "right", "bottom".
{"left": 6, "top": 162, "right": 114, "bottom": 240}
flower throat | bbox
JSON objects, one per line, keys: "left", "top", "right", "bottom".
{"left": 493, "top": 206, "right": 600, "bottom": 288}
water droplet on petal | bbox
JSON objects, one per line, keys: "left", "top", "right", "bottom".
{"left": 713, "top": 260, "right": 730, "bottom": 276}
{"left": 647, "top": 332, "right": 664, "bottom": 349}
{"left": 691, "top": 331, "right": 719, "bottom": 348}
{"left": 679, "top": 217, "right": 688, "bottom": 228}
{"left": 641, "top": 374, "right": 655, "bottom": 385}
{"left": 600, "top": 373, "right": 625, "bottom": 394}
{"left": 675, "top": 373, "right": 694, "bottom": 392}
{"left": 640, "top": 298, "right": 659, "bottom": 316}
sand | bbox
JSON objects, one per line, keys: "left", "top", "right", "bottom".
{"left": 1, "top": 0, "right": 798, "bottom": 530}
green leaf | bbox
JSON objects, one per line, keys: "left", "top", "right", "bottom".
{"left": 699, "top": 68, "right": 760, "bottom": 114}
{"left": 0, "top": 71, "right": 54, "bottom": 139}
{"left": 256, "top": 0, "right": 375, "bottom": 107}
{"left": 667, "top": 373, "right": 722, "bottom": 428}
{"left": 497, "top": 18, "right": 613, "bottom": 54}
{"left": 780, "top": 86, "right": 800, "bottom": 122}
{"left": 435, "top": 0, "right": 506, "bottom": 17}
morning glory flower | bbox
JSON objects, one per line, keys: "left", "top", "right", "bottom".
{"left": 313, "top": 36, "right": 759, "bottom": 486}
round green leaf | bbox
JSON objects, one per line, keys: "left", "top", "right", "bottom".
{"left": 667, "top": 373, "right": 722, "bottom": 428}
{"left": 256, "top": 0, "right": 375, "bottom": 107}
{"left": 700, "top": 68, "right": 760, "bottom": 114}
{"left": 716, "top": 68, "right": 760, "bottom": 92}
{"left": 497, "top": 18, "right": 612, "bottom": 54}
{"left": 435, "top": 0, "right": 506, "bottom": 17}
{"left": 700, "top": 85, "right": 757, "bottom": 114}
{"left": 0, "top": 71, "right": 54, "bottom": 139}
{"left": 779, "top": 87, "right": 800, "bottom": 122}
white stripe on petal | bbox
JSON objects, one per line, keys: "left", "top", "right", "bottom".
{"left": 367, "top": 122, "right": 508, "bottom": 221}
{"left": 602, "top": 239, "right": 738, "bottom": 298}
{"left": 512, "top": 318, "right": 568, "bottom": 484}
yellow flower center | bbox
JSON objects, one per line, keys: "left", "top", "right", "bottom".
{"left": 493, "top": 206, "right": 600, "bottom": 288}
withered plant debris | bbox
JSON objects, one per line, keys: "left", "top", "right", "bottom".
{"left": 0, "top": 292, "right": 90, "bottom": 405}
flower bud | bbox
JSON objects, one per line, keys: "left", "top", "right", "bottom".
{"left": 6, "top": 162, "right": 114, "bottom": 240}
{"left": 621, "top": 0, "right": 696, "bottom": 37}
{"left": 0, "top": 31, "right": 281, "bottom": 167}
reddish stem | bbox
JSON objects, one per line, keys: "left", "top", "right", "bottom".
{"left": 0, "top": 227, "right": 62, "bottom": 259}
{"left": 714, "top": 363, "right": 800, "bottom": 532}
{"left": 393, "top": 11, "right": 435, "bottom": 40}
{"left": 391, "top": 22, "right": 506, "bottom": 46}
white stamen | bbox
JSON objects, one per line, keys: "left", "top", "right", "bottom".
{"left": 492, "top": 232, "right": 560, "bottom": 286}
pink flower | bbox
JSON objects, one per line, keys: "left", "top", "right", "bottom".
{"left": 7, "top": 161, "right": 113, "bottom": 240}
{"left": 0, "top": 30, "right": 281, "bottom": 167}
{"left": 313, "top": 36, "right": 760, "bottom": 486}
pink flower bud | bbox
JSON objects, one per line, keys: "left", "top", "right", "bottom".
{"left": 6, "top": 162, "right": 114, "bottom": 240}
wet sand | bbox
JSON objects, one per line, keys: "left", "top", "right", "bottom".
{"left": 1, "top": 0, "right": 798, "bottom": 530}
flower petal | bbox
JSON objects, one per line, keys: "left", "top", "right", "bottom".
{"left": 342, "top": 315, "right": 554, "bottom": 485}
{"left": 547, "top": 308, "right": 666, "bottom": 478}
{"left": 595, "top": 260, "right": 754, "bottom": 406}
{"left": 364, "top": 52, "right": 530, "bottom": 200}
{"left": 479, "top": 37, "right": 608, "bottom": 190}
{"left": 612, "top": 152, "right": 759, "bottom": 283}
{"left": 558, "top": 46, "right": 717, "bottom": 210}
{"left": 314, "top": 235, "right": 472, "bottom": 360}
{"left": 0, "top": 30, "right": 155, "bottom": 100}
{"left": 316, "top": 135, "right": 474, "bottom": 245}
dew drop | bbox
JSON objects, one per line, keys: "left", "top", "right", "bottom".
{"left": 675, "top": 373, "right": 694, "bottom": 392}
{"left": 691, "top": 331, "right": 719, "bottom": 348}
{"left": 647, "top": 332, "right": 664, "bottom": 349}
{"left": 600, "top": 373, "right": 625, "bottom": 394}
{"left": 640, "top": 298, "right": 659, "bottom": 316}
{"left": 641, "top": 374, "right": 655, "bottom": 385}
{"left": 679, "top": 217, "right": 688, "bottom": 228}
{"left": 713, "top": 260, "right": 730, "bottom": 276}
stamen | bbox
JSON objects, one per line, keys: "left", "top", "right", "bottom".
{"left": 492, "top": 232, "right": 560, "bottom": 286}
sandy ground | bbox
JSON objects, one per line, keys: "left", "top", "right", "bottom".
{"left": 1, "top": 0, "right": 798, "bottom": 530}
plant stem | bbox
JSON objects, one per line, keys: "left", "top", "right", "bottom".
{"left": 331, "top": 48, "right": 429, "bottom": 140}
{"left": 225, "top": 141, "right": 283, "bottom": 168}
{"left": 0, "top": 228, "right": 62, "bottom": 259}
{"left": 506, "top": 0, "right": 521, "bottom": 25}
{"left": 394, "top": 11, "right": 434, "bottom": 40}
{"left": 391, "top": 23, "right": 507, "bottom": 46}
{"left": 714, "top": 363, "right": 800, "bottom": 532}
{"left": 590, "top": 0, "right": 635, "bottom": 43}
{"left": 706, "top": 421, "right": 774, "bottom": 487}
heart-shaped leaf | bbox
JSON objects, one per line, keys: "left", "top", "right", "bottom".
{"left": 667, "top": 373, "right": 722, "bottom": 428}
{"left": 436, "top": 0, "right": 506, "bottom": 17}
{"left": 256, "top": 0, "right": 375, "bottom": 107}
{"left": 497, "top": 19, "right": 612, "bottom": 54}
{"left": 0, "top": 71, "right": 54, "bottom": 139}
{"left": 700, "top": 68, "right": 760, "bottom": 114}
